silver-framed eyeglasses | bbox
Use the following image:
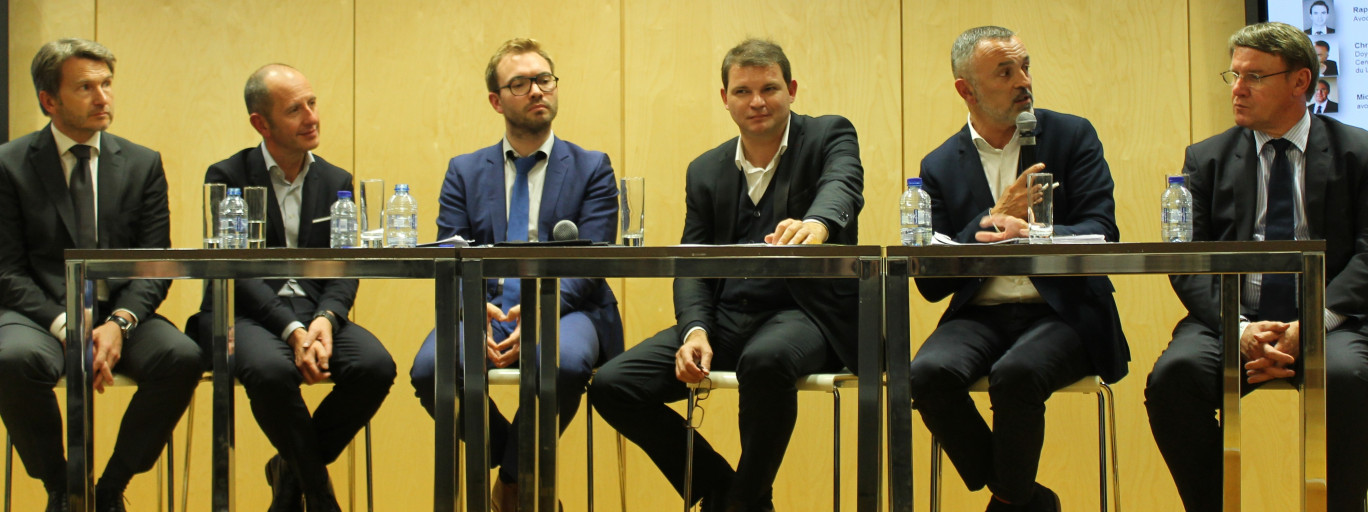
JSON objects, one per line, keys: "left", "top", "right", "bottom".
{"left": 500, "top": 73, "right": 559, "bottom": 96}
{"left": 1220, "top": 69, "right": 1291, "bottom": 87}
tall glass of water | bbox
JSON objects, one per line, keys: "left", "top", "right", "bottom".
{"left": 1027, "top": 173, "right": 1054, "bottom": 244}
{"left": 359, "top": 179, "right": 385, "bottom": 248}
{"left": 243, "top": 187, "right": 268, "bottom": 248}
{"left": 620, "top": 177, "right": 645, "bottom": 246}
{"left": 203, "top": 183, "right": 226, "bottom": 248}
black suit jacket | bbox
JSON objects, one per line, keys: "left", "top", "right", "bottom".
{"left": 675, "top": 113, "right": 864, "bottom": 371}
{"left": 0, "top": 125, "right": 172, "bottom": 327}
{"left": 1171, "top": 114, "right": 1368, "bottom": 331}
{"left": 1324, "top": 60, "right": 1338, "bottom": 77}
{"left": 1309, "top": 100, "right": 1338, "bottom": 114}
{"left": 916, "top": 109, "right": 1130, "bottom": 382}
{"left": 1305, "top": 27, "right": 1336, "bottom": 34}
{"left": 197, "top": 146, "right": 359, "bottom": 337}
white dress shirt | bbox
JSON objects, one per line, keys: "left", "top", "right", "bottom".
{"left": 502, "top": 131, "right": 556, "bottom": 242}
{"left": 261, "top": 143, "right": 317, "bottom": 340}
{"left": 966, "top": 114, "right": 1044, "bottom": 305}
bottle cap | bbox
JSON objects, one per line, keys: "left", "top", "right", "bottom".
{"left": 907, "top": 177, "right": 922, "bottom": 187}
{"left": 1168, "top": 175, "right": 1185, "bottom": 184}
{"left": 395, "top": 184, "right": 409, "bottom": 193}
{"left": 227, "top": 188, "right": 241, "bottom": 196}
{"left": 338, "top": 190, "right": 353, "bottom": 199}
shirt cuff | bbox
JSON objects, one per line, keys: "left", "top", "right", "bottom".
{"left": 1238, "top": 317, "right": 1250, "bottom": 340}
{"left": 50, "top": 313, "right": 67, "bottom": 343}
{"left": 683, "top": 326, "right": 707, "bottom": 344}
{"left": 112, "top": 308, "right": 139, "bottom": 328}
{"left": 1325, "top": 308, "right": 1347, "bottom": 332}
{"left": 802, "top": 217, "right": 828, "bottom": 229}
{"left": 280, "top": 321, "right": 306, "bottom": 343}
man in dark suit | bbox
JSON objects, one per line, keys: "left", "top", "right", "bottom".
{"left": 1146, "top": 22, "right": 1368, "bottom": 511}
{"left": 909, "top": 26, "right": 1127, "bottom": 512}
{"left": 194, "top": 64, "right": 395, "bottom": 512}
{"left": 589, "top": 39, "right": 863, "bottom": 512}
{"left": 0, "top": 38, "right": 202, "bottom": 512}
{"left": 407, "top": 38, "right": 623, "bottom": 510}
{"left": 1308, "top": 79, "right": 1338, "bottom": 114}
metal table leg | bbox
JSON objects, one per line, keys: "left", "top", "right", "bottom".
{"left": 462, "top": 260, "right": 491, "bottom": 512}
{"left": 65, "top": 263, "right": 92, "bottom": 512}
{"left": 435, "top": 260, "right": 460, "bottom": 512}
{"left": 1300, "top": 254, "right": 1327, "bottom": 511}
{"left": 211, "top": 279, "right": 235, "bottom": 512}
{"left": 883, "top": 257, "right": 911, "bottom": 512}
{"left": 537, "top": 278, "right": 560, "bottom": 512}
{"left": 1220, "top": 274, "right": 1241, "bottom": 512}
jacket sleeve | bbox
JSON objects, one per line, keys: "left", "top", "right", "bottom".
{"left": 0, "top": 159, "right": 65, "bottom": 327}
{"left": 674, "top": 158, "right": 720, "bottom": 342}
{"left": 559, "top": 151, "right": 618, "bottom": 313}
{"left": 802, "top": 116, "right": 864, "bottom": 236}
{"left": 108, "top": 152, "right": 174, "bottom": 321}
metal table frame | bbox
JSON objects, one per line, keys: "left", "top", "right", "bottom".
{"left": 456, "top": 245, "right": 884, "bottom": 512}
{"left": 883, "top": 241, "right": 1328, "bottom": 512}
{"left": 62, "top": 248, "right": 462, "bottom": 512}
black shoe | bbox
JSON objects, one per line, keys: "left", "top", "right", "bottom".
{"left": 94, "top": 488, "right": 126, "bottom": 512}
{"left": 265, "top": 455, "right": 304, "bottom": 512}
{"left": 1026, "top": 483, "right": 1061, "bottom": 512}
{"left": 45, "top": 490, "right": 69, "bottom": 512}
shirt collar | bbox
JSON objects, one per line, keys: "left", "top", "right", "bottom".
{"left": 966, "top": 112, "right": 1026, "bottom": 153}
{"left": 1254, "top": 109, "right": 1311, "bottom": 154}
{"left": 733, "top": 113, "right": 792, "bottom": 172}
{"left": 51, "top": 124, "right": 101, "bottom": 158}
{"left": 502, "top": 130, "right": 556, "bottom": 161}
{"left": 260, "top": 141, "right": 315, "bottom": 185}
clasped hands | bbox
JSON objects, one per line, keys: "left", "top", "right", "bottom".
{"left": 1241, "top": 320, "right": 1301, "bottom": 384}
{"left": 975, "top": 163, "right": 1046, "bottom": 243}
{"left": 289, "top": 316, "right": 335, "bottom": 384}
{"left": 483, "top": 302, "right": 523, "bottom": 368}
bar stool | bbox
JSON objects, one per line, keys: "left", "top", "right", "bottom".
{"left": 3, "top": 375, "right": 178, "bottom": 512}
{"left": 486, "top": 368, "right": 628, "bottom": 511}
{"left": 177, "top": 374, "right": 373, "bottom": 512}
{"left": 928, "top": 376, "right": 1119, "bottom": 512}
{"left": 683, "top": 371, "right": 858, "bottom": 512}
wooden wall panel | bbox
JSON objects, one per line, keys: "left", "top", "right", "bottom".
{"left": 3, "top": 0, "right": 1306, "bottom": 510}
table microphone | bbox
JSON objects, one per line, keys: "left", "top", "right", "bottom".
{"left": 553, "top": 219, "right": 579, "bottom": 241}
{"left": 1016, "top": 111, "right": 1037, "bottom": 176}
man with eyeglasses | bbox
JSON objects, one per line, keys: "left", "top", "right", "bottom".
{"left": 908, "top": 26, "right": 1126, "bottom": 512}
{"left": 1145, "top": 21, "right": 1368, "bottom": 511}
{"left": 408, "top": 37, "right": 622, "bottom": 511}
{"left": 590, "top": 38, "right": 863, "bottom": 512}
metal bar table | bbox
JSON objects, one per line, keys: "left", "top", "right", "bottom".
{"left": 63, "top": 248, "right": 462, "bottom": 512}
{"left": 883, "top": 241, "right": 1327, "bottom": 512}
{"left": 456, "top": 245, "right": 883, "bottom": 512}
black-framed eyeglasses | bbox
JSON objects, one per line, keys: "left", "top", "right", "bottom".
{"left": 500, "top": 73, "right": 559, "bottom": 96}
{"left": 1220, "top": 69, "right": 1292, "bottom": 87}
{"left": 686, "top": 377, "right": 712, "bottom": 429}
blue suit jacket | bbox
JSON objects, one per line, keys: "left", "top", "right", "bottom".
{"left": 916, "top": 109, "right": 1130, "bottom": 383}
{"left": 437, "top": 137, "right": 624, "bottom": 361}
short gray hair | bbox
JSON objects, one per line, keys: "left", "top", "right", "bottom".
{"left": 950, "top": 26, "right": 1015, "bottom": 81}
{"left": 30, "top": 38, "right": 116, "bottom": 116}
{"left": 244, "top": 63, "right": 296, "bottom": 116}
{"left": 1229, "top": 22, "right": 1318, "bottom": 95}
{"left": 721, "top": 39, "right": 791, "bottom": 89}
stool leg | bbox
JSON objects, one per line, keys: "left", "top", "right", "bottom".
{"left": 586, "top": 395, "right": 595, "bottom": 512}
{"left": 181, "top": 391, "right": 195, "bottom": 512}
{"left": 1102, "top": 383, "right": 1120, "bottom": 512}
{"left": 6, "top": 434, "right": 13, "bottom": 512}
{"left": 366, "top": 423, "right": 374, "bottom": 512}
{"left": 616, "top": 431, "right": 627, "bottom": 512}
{"left": 165, "top": 439, "right": 174, "bottom": 512}
{"left": 156, "top": 446, "right": 165, "bottom": 512}
{"left": 929, "top": 437, "right": 942, "bottom": 512}
{"left": 684, "top": 388, "right": 696, "bottom": 512}
{"left": 832, "top": 389, "right": 841, "bottom": 512}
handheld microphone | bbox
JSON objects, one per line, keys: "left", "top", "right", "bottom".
{"left": 552, "top": 219, "right": 579, "bottom": 241}
{"left": 1016, "top": 111, "right": 1037, "bottom": 176}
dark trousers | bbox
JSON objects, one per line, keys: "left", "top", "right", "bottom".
{"left": 1146, "top": 317, "right": 1368, "bottom": 511}
{"left": 0, "top": 307, "right": 202, "bottom": 491}
{"left": 409, "top": 311, "right": 601, "bottom": 483}
{"left": 588, "top": 308, "right": 836, "bottom": 510}
{"left": 907, "top": 303, "right": 1093, "bottom": 504}
{"left": 233, "top": 298, "right": 395, "bottom": 497}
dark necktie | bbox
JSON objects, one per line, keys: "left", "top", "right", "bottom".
{"left": 1260, "top": 139, "right": 1298, "bottom": 322}
{"left": 499, "top": 151, "right": 544, "bottom": 314}
{"left": 68, "top": 144, "right": 96, "bottom": 248}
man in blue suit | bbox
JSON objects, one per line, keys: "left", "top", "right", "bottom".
{"left": 408, "top": 37, "right": 622, "bottom": 510}
{"left": 909, "top": 26, "right": 1128, "bottom": 512}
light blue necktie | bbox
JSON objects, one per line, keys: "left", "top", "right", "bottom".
{"left": 500, "top": 151, "right": 544, "bottom": 313}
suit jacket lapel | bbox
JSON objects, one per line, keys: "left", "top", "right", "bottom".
{"left": 29, "top": 126, "right": 79, "bottom": 245}
{"left": 538, "top": 138, "right": 568, "bottom": 241}
{"left": 247, "top": 148, "right": 286, "bottom": 247}
{"left": 1233, "top": 130, "right": 1257, "bottom": 241}
{"left": 713, "top": 139, "right": 739, "bottom": 244}
{"left": 297, "top": 160, "right": 326, "bottom": 247}
{"left": 772, "top": 114, "right": 801, "bottom": 220}
{"left": 1303, "top": 117, "right": 1330, "bottom": 238}
{"left": 96, "top": 135, "right": 126, "bottom": 248}
{"left": 954, "top": 127, "right": 995, "bottom": 212}
{"left": 484, "top": 144, "right": 508, "bottom": 243}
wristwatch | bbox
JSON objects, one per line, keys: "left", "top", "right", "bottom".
{"left": 106, "top": 315, "right": 134, "bottom": 339}
{"left": 313, "top": 310, "right": 338, "bottom": 332}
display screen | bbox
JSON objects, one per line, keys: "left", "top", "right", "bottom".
{"left": 1264, "top": 0, "right": 1367, "bottom": 125}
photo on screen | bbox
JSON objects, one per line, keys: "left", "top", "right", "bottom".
{"left": 1303, "top": 0, "right": 1335, "bottom": 35}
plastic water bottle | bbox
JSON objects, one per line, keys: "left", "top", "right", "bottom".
{"left": 330, "top": 191, "right": 359, "bottom": 248}
{"left": 218, "top": 188, "right": 248, "bottom": 249}
{"left": 900, "top": 177, "right": 933, "bottom": 246}
{"left": 384, "top": 184, "right": 418, "bottom": 248}
{"left": 1161, "top": 175, "right": 1193, "bottom": 242}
